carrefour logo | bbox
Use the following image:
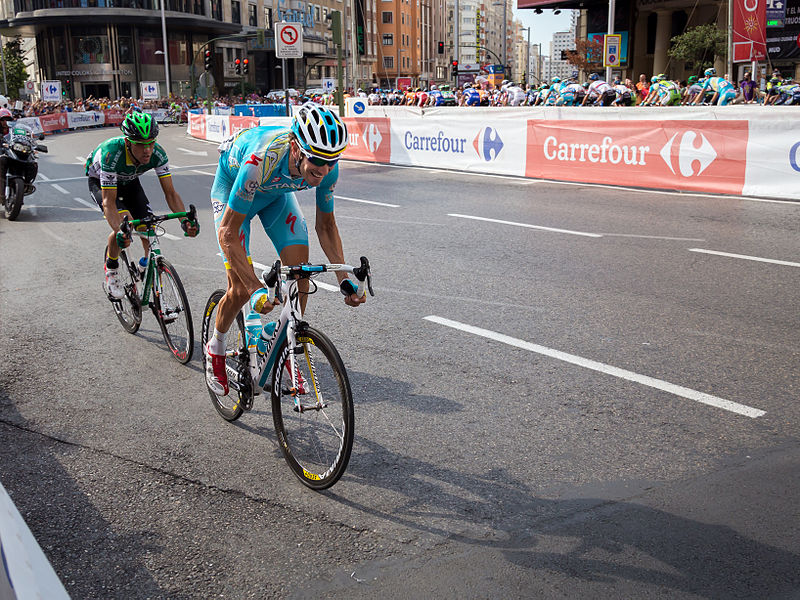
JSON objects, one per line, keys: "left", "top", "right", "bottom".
{"left": 404, "top": 130, "right": 467, "bottom": 154}
{"left": 364, "top": 123, "right": 382, "bottom": 153}
{"left": 790, "top": 141, "right": 800, "bottom": 173}
{"left": 659, "top": 131, "right": 717, "bottom": 177}
{"left": 473, "top": 126, "right": 503, "bottom": 162}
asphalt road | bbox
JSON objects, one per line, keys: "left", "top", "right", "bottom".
{"left": 1, "top": 125, "right": 798, "bottom": 599}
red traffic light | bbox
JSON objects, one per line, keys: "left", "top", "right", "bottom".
{"left": 205, "top": 50, "right": 211, "bottom": 57}
{"left": 452, "top": 60, "right": 458, "bottom": 67}
{"left": 234, "top": 58, "right": 241, "bottom": 65}
{"left": 242, "top": 58, "right": 248, "bottom": 65}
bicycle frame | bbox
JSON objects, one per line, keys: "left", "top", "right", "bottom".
{"left": 132, "top": 227, "right": 165, "bottom": 307}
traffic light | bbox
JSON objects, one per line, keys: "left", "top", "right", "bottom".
{"left": 327, "top": 10, "right": 342, "bottom": 46}
{"left": 234, "top": 58, "right": 241, "bottom": 75}
{"left": 451, "top": 60, "right": 458, "bottom": 76}
{"left": 242, "top": 58, "right": 249, "bottom": 75}
{"left": 204, "top": 49, "right": 212, "bottom": 71}
{"left": 438, "top": 41, "right": 444, "bottom": 54}
{"left": 257, "top": 29, "right": 266, "bottom": 46}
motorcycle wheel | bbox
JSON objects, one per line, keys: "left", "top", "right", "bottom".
{"left": 5, "top": 178, "right": 24, "bottom": 221}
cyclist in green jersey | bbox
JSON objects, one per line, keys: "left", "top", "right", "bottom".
{"left": 85, "top": 111, "right": 198, "bottom": 299}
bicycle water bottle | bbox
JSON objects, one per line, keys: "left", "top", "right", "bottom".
{"left": 137, "top": 256, "right": 148, "bottom": 280}
{"left": 257, "top": 321, "right": 277, "bottom": 356}
{"left": 243, "top": 310, "right": 262, "bottom": 350}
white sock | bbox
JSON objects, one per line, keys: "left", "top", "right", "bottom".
{"left": 208, "top": 328, "right": 226, "bottom": 354}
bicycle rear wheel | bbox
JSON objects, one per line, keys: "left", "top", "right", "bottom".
{"left": 154, "top": 257, "right": 193, "bottom": 363}
{"left": 201, "top": 289, "right": 248, "bottom": 421}
{"left": 271, "top": 325, "right": 354, "bottom": 490}
{"left": 108, "top": 248, "right": 142, "bottom": 334}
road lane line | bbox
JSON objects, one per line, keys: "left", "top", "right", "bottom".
{"left": 162, "top": 232, "right": 181, "bottom": 241}
{"left": 689, "top": 248, "right": 800, "bottom": 268}
{"left": 335, "top": 195, "right": 399, "bottom": 208}
{"left": 38, "top": 173, "right": 50, "bottom": 181}
{"left": 448, "top": 213, "right": 603, "bottom": 238}
{"left": 73, "top": 196, "right": 101, "bottom": 211}
{"left": 337, "top": 215, "right": 440, "bottom": 226}
{"left": 191, "top": 170, "right": 217, "bottom": 176}
{"left": 601, "top": 233, "right": 706, "bottom": 242}
{"left": 52, "top": 184, "right": 69, "bottom": 195}
{"left": 41, "top": 176, "right": 85, "bottom": 183}
{"left": 424, "top": 315, "right": 766, "bottom": 419}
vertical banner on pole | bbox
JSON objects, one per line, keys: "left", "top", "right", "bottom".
{"left": 733, "top": 0, "right": 767, "bottom": 62}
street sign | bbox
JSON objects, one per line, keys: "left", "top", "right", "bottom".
{"left": 276, "top": 22, "right": 303, "bottom": 59}
{"left": 24, "top": 81, "right": 34, "bottom": 93}
{"left": 322, "top": 78, "right": 336, "bottom": 92}
{"left": 141, "top": 81, "right": 160, "bottom": 100}
{"left": 603, "top": 34, "right": 622, "bottom": 68}
{"left": 42, "top": 80, "right": 61, "bottom": 102}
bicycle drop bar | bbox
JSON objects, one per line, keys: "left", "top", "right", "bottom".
{"left": 259, "top": 257, "right": 375, "bottom": 301}
{"left": 118, "top": 204, "right": 197, "bottom": 241}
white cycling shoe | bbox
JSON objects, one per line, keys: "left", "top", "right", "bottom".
{"left": 104, "top": 268, "right": 125, "bottom": 300}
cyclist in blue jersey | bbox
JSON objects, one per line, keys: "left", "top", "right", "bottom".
{"left": 693, "top": 68, "right": 736, "bottom": 106}
{"left": 460, "top": 83, "right": 481, "bottom": 106}
{"left": 205, "top": 103, "right": 366, "bottom": 396}
{"left": 426, "top": 84, "right": 445, "bottom": 106}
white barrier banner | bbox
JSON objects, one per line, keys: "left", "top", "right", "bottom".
{"left": 213, "top": 106, "right": 233, "bottom": 116}
{"left": 743, "top": 118, "right": 800, "bottom": 200}
{"left": 67, "top": 111, "right": 105, "bottom": 128}
{"left": 390, "top": 115, "right": 526, "bottom": 176}
{"left": 146, "top": 108, "right": 168, "bottom": 122}
{"left": 13, "top": 117, "right": 43, "bottom": 135}
{"left": 205, "top": 115, "right": 230, "bottom": 142}
{"left": 256, "top": 117, "right": 292, "bottom": 128}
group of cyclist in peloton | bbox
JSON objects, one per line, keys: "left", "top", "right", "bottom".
{"left": 86, "top": 103, "right": 366, "bottom": 397}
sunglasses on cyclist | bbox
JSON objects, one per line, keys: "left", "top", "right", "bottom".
{"left": 128, "top": 138, "right": 156, "bottom": 146}
{"left": 299, "top": 148, "right": 338, "bottom": 168}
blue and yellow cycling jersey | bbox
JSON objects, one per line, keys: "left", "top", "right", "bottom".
{"left": 700, "top": 76, "right": 733, "bottom": 94}
{"left": 215, "top": 125, "right": 337, "bottom": 218}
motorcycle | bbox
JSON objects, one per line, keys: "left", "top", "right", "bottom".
{"left": 3, "top": 127, "right": 48, "bottom": 221}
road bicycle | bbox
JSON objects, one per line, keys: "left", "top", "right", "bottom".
{"left": 201, "top": 257, "right": 374, "bottom": 490}
{"left": 105, "top": 205, "right": 198, "bottom": 364}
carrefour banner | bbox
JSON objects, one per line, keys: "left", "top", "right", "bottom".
{"left": 389, "top": 116, "right": 527, "bottom": 175}
{"left": 743, "top": 118, "right": 800, "bottom": 199}
{"left": 67, "top": 111, "right": 105, "bottom": 128}
{"left": 526, "top": 120, "right": 749, "bottom": 196}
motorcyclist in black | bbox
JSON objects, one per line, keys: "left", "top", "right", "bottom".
{"left": 0, "top": 107, "right": 38, "bottom": 203}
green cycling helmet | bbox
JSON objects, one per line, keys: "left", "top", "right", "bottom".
{"left": 121, "top": 111, "right": 158, "bottom": 142}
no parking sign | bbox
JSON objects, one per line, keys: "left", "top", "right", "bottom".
{"left": 603, "top": 34, "right": 621, "bottom": 68}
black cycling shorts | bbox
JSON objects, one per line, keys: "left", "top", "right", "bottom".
{"left": 88, "top": 177, "right": 153, "bottom": 220}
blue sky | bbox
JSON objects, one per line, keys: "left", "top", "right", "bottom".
{"left": 512, "top": 8, "right": 573, "bottom": 53}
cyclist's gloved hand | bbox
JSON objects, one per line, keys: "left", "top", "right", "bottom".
{"left": 115, "top": 230, "right": 131, "bottom": 249}
{"left": 250, "top": 287, "right": 279, "bottom": 314}
{"left": 340, "top": 279, "right": 366, "bottom": 307}
{"left": 180, "top": 217, "right": 199, "bottom": 237}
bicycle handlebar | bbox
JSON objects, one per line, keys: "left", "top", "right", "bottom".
{"left": 260, "top": 257, "right": 374, "bottom": 302}
{"left": 118, "top": 204, "right": 198, "bottom": 243}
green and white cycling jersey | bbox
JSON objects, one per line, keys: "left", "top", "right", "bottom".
{"left": 85, "top": 136, "right": 171, "bottom": 189}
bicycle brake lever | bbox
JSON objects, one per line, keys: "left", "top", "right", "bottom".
{"left": 353, "top": 256, "right": 374, "bottom": 297}
{"left": 263, "top": 259, "right": 282, "bottom": 304}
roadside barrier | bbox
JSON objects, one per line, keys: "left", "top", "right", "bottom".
{"left": 188, "top": 106, "right": 800, "bottom": 201}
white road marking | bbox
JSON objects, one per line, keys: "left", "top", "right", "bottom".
{"left": 74, "top": 196, "right": 101, "bottom": 211}
{"left": 177, "top": 147, "right": 208, "bottom": 156}
{"left": 335, "top": 195, "right": 400, "bottom": 208}
{"left": 191, "top": 170, "right": 217, "bottom": 176}
{"left": 37, "top": 224, "right": 68, "bottom": 243}
{"left": 42, "top": 176, "right": 85, "bottom": 183}
{"left": 689, "top": 248, "right": 800, "bottom": 268}
{"left": 38, "top": 173, "right": 50, "bottom": 181}
{"left": 162, "top": 232, "right": 181, "bottom": 241}
{"left": 449, "top": 213, "right": 603, "bottom": 238}
{"left": 28, "top": 205, "right": 37, "bottom": 216}
{"left": 336, "top": 215, "right": 441, "bottom": 227}
{"left": 52, "top": 184, "right": 69, "bottom": 195}
{"left": 424, "top": 315, "right": 766, "bottom": 419}
{"left": 75, "top": 155, "right": 86, "bottom": 163}
{"left": 601, "top": 233, "right": 707, "bottom": 242}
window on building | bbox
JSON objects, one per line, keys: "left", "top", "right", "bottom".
{"left": 264, "top": 6, "right": 273, "bottom": 27}
{"left": 211, "top": 0, "right": 222, "bottom": 20}
{"left": 249, "top": 3, "right": 257, "bottom": 26}
{"left": 383, "top": 33, "right": 393, "bottom": 45}
{"left": 231, "top": 0, "right": 241, "bottom": 23}
{"left": 384, "top": 56, "right": 394, "bottom": 68}
{"left": 71, "top": 27, "right": 110, "bottom": 65}
{"left": 382, "top": 11, "right": 392, "bottom": 23}
{"left": 315, "top": 5, "right": 320, "bottom": 20}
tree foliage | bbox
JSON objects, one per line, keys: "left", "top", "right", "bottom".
{"left": 565, "top": 38, "right": 605, "bottom": 73}
{"left": 667, "top": 24, "right": 727, "bottom": 72}
{"left": 2, "top": 37, "right": 28, "bottom": 99}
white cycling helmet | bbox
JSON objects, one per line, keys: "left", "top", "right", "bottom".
{"left": 291, "top": 102, "right": 348, "bottom": 160}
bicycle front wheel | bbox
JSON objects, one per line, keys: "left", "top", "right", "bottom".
{"left": 109, "top": 248, "right": 142, "bottom": 334}
{"left": 271, "top": 325, "right": 354, "bottom": 490}
{"left": 154, "top": 257, "right": 194, "bottom": 363}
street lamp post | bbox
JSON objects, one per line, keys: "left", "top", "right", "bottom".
{"left": 159, "top": 0, "right": 171, "bottom": 98}
{"left": 521, "top": 26, "right": 531, "bottom": 85}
